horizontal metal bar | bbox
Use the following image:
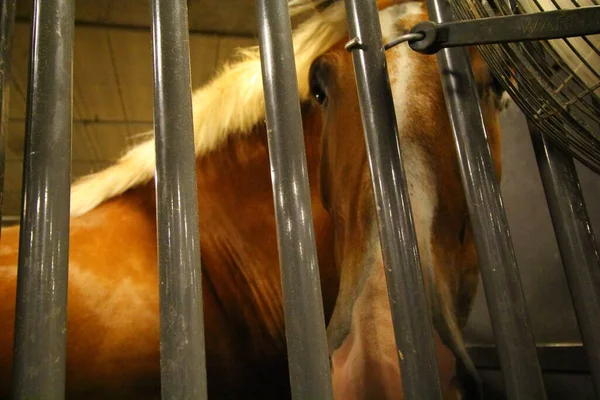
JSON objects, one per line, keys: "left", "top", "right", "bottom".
{"left": 424, "top": 0, "right": 548, "bottom": 399}
{"left": 402, "top": 6, "right": 600, "bottom": 54}
{"left": 0, "top": 0, "right": 16, "bottom": 234}
{"left": 467, "top": 344, "right": 588, "bottom": 373}
{"left": 255, "top": 0, "right": 333, "bottom": 399}
{"left": 529, "top": 122, "right": 600, "bottom": 398}
{"left": 343, "top": 0, "right": 444, "bottom": 398}
{"left": 11, "top": 0, "right": 74, "bottom": 398}
{"left": 148, "top": 0, "right": 208, "bottom": 398}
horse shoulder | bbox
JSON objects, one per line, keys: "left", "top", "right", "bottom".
{"left": 0, "top": 187, "right": 162, "bottom": 398}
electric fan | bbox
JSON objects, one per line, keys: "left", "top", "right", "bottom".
{"left": 450, "top": 0, "right": 600, "bottom": 173}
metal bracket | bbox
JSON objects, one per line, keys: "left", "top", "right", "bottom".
{"left": 384, "top": 6, "right": 600, "bottom": 54}
{"left": 344, "top": 36, "right": 365, "bottom": 51}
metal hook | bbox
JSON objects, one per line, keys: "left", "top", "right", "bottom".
{"left": 346, "top": 32, "right": 426, "bottom": 53}
{"left": 344, "top": 36, "right": 364, "bottom": 51}
{"left": 384, "top": 32, "right": 425, "bottom": 51}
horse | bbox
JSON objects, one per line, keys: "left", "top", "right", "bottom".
{"left": 0, "top": 0, "right": 507, "bottom": 398}
{"left": 312, "top": 2, "right": 505, "bottom": 398}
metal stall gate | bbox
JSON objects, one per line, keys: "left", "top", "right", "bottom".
{"left": 0, "top": 0, "right": 598, "bottom": 399}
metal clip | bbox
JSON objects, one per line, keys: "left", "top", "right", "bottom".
{"left": 344, "top": 37, "right": 365, "bottom": 51}
{"left": 384, "top": 32, "right": 426, "bottom": 51}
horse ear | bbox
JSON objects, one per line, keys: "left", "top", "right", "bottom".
{"left": 288, "top": 0, "right": 336, "bottom": 26}
{"left": 288, "top": 0, "right": 335, "bottom": 14}
{"left": 467, "top": 47, "right": 511, "bottom": 111}
{"left": 315, "top": 0, "right": 336, "bottom": 10}
{"left": 307, "top": 0, "right": 407, "bottom": 11}
{"left": 304, "top": 0, "right": 411, "bottom": 16}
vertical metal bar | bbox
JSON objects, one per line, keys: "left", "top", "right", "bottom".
{"left": 529, "top": 122, "right": 600, "bottom": 398}
{"left": 255, "top": 0, "right": 333, "bottom": 398}
{"left": 0, "top": 0, "right": 16, "bottom": 234}
{"left": 424, "top": 0, "right": 547, "bottom": 398}
{"left": 149, "top": 0, "right": 207, "bottom": 398}
{"left": 11, "top": 0, "right": 74, "bottom": 398}
{"left": 342, "top": 0, "right": 444, "bottom": 398}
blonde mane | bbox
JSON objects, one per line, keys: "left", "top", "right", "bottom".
{"left": 69, "top": 0, "right": 348, "bottom": 217}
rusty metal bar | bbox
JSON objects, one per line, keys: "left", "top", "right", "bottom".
{"left": 529, "top": 122, "right": 600, "bottom": 398}
{"left": 11, "top": 0, "right": 74, "bottom": 398}
{"left": 149, "top": 0, "right": 208, "bottom": 398}
{"left": 424, "top": 0, "right": 547, "bottom": 398}
{"left": 254, "top": 0, "right": 334, "bottom": 398}
{"left": 342, "top": 0, "right": 445, "bottom": 398}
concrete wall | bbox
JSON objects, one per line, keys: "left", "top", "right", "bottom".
{"left": 464, "top": 103, "right": 600, "bottom": 348}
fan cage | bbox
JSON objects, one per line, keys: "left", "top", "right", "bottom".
{"left": 450, "top": 0, "right": 600, "bottom": 174}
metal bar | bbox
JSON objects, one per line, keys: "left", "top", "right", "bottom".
{"left": 0, "top": 0, "right": 16, "bottom": 237}
{"left": 529, "top": 122, "right": 600, "bottom": 398}
{"left": 467, "top": 343, "right": 590, "bottom": 373}
{"left": 424, "top": 0, "right": 547, "bottom": 398}
{"left": 11, "top": 0, "right": 74, "bottom": 398}
{"left": 342, "top": 0, "right": 444, "bottom": 398}
{"left": 254, "top": 0, "right": 333, "bottom": 398}
{"left": 148, "top": 0, "right": 208, "bottom": 398}
{"left": 405, "top": 6, "right": 600, "bottom": 54}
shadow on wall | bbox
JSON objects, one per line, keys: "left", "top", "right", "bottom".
{"left": 464, "top": 104, "right": 600, "bottom": 346}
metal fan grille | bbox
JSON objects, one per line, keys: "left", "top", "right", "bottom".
{"left": 450, "top": 0, "right": 600, "bottom": 173}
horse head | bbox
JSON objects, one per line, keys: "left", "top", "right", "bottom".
{"left": 307, "top": 1, "right": 505, "bottom": 398}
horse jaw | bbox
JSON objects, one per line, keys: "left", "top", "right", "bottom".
{"left": 329, "top": 246, "right": 460, "bottom": 400}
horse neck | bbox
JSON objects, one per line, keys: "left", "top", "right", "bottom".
{"left": 189, "top": 102, "right": 337, "bottom": 352}
{"left": 37, "top": 101, "right": 335, "bottom": 359}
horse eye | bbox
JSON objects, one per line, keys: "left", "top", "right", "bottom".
{"left": 313, "top": 88, "right": 327, "bottom": 105}
{"left": 309, "top": 59, "right": 329, "bottom": 106}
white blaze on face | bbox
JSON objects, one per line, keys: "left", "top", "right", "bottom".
{"left": 330, "top": 3, "right": 444, "bottom": 399}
